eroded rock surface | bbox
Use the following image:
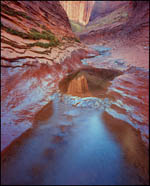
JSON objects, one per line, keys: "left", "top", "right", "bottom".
{"left": 1, "top": 1, "right": 149, "bottom": 185}
{"left": 1, "top": 0, "right": 149, "bottom": 174}
{"left": 1, "top": 1, "right": 99, "bottom": 152}
{"left": 89, "top": 1, "right": 127, "bottom": 22}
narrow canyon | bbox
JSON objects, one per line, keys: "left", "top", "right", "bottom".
{"left": 1, "top": 1, "right": 149, "bottom": 185}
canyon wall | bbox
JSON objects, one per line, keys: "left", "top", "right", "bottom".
{"left": 89, "top": 1, "right": 127, "bottom": 22}
{"left": 79, "top": 1, "right": 149, "bottom": 46}
{"left": 75, "top": 1, "right": 149, "bottom": 147}
{"left": 79, "top": 1, "right": 149, "bottom": 69}
{"left": 1, "top": 1, "right": 98, "bottom": 152}
{"left": 60, "top": 1, "right": 95, "bottom": 25}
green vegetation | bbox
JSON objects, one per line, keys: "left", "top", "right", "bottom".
{"left": 29, "top": 29, "right": 59, "bottom": 42}
{"left": 2, "top": 4, "right": 45, "bottom": 26}
{"left": 62, "top": 36, "right": 80, "bottom": 43}
{"left": 41, "top": 25, "right": 49, "bottom": 31}
{"left": 1, "top": 3, "right": 33, "bottom": 21}
{"left": 2, "top": 24, "right": 60, "bottom": 48}
{"left": 27, "top": 40, "right": 59, "bottom": 48}
{"left": 74, "top": 37, "right": 81, "bottom": 43}
{"left": 70, "top": 20, "right": 85, "bottom": 33}
{"left": 1, "top": 4, "right": 81, "bottom": 48}
{"left": 2, "top": 24, "right": 30, "bottom": 39}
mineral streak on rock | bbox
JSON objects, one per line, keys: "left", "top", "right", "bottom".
{"left": 60, "top": 1, "right": 95, "bottom": 26}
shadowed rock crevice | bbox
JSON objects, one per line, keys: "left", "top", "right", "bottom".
{"left": 59, "top": 67, "right": 122, "bottom": 98}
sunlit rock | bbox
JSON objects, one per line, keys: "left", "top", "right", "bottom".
{"left": 60, "top": 1, "right": 95, "bottom": 26}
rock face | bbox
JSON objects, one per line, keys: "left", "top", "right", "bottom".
{"left": 79, "top": 1, "right": 149, "bottom": 46}
{"left": 78, "top": 1, "right": 149, "bottom": 69}
{"left": 1, "top": 1, "right": 76, "bottom": 64}
{"left": 89, "top": 1, "right": 127, "bottom": 22}
{"left": 1, "top": 1, "right": 74, "bottom": 37}
{"left": 60, "top": 1, "right": 95, "bottom": 25}
{"left": 1, "top": 1, "right": 99, "bottom": 152}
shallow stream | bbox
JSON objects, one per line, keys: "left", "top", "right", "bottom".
{"left": 1, "top": 45, "right": 149, "bottom": 185}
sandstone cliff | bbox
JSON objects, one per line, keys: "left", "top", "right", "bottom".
{"left": 79, "top": 1, "right": 149, "bottom": 69}
{"left": 79, "top": 1, "right": 149, "bottom": 46}
{"left": 1, "top": 0, "right": 76, "bottom": 65}
{"left": 60, "top": 1, "right": 95, "bottom": 26}
{"left": 89, "top": 1, "right": 127, "bottom": 22}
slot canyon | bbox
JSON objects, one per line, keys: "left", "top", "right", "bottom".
{"left": 1, "top": 1, "right": 149, "bottom": 185}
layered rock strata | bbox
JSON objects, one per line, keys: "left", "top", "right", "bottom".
{"left": 79, "top": 1, "right": 149, "bottom": 48}
{"left": 1, "top": 1, "right": 99, "bottom": 152}
{"left": 78, "top": 1, "right": 149, "bottom": 69}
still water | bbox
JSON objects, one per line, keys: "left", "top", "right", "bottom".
{"left": 1, "top": 93, "right": 149, "bottom": 185}
{"left": 1, "top": 45, "right": 149, "bottom": 185}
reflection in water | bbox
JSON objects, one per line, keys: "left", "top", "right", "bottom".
{"left": 102, "top": 111, "right": 149, "bottom": 183}
{"left": 1, "top": 45, "right": 149, "bottom": 185}
{"left": 59, "top": 67, "right": 122, "bottom": 98}
{"left": 1, "top": 95, "right": 149, "bottom": 185}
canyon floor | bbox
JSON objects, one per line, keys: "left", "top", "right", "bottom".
{"left": 1, "top": 45, "right": 149, "bottom": 185}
